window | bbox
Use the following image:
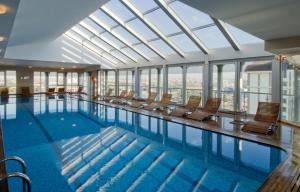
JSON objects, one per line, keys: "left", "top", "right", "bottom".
{"left": 240, "top": 60, "right": 272, "bottom": 114}
{"left": 119, "top": 70, "right": 127, "bottom": 93}
{"left": 150, "top": 68, "right": 159, "bottom": 94}
{"left": 5, "top": 71, "right": 17, "bottom": 94}
{"left": 57, "top": 73, "right": 64, "bottom": 87}
{"left": 0, "top": 71, "right": 17, "bottom": 94}
{"left": 168, "top": 66, "right": 183, "bottom": 104}
{"left": 213, "top": 63, "right": 236, "bottom": 111}
{"left": 140, "top": 69, "right": 149, "bottom": 98}
{"left": 128, "top": 70, "right": 134, "bottom": 91}
{"left": 281, "top": 57, "right": 300, "bottom": 123}
{"left": 98, "top": 70, "right": 105, "bottom": 96}
{"left": 186, "top": 65, "right": 203, "bottom": 105}
{"left": 107, "top": 71, "right": 116, "bottom": 95}
{"left": 34, "top": 72, "right": 46, "bottom": 93}
{"left": 66, "top": 72, "right": 79, "bottom": 92}
{"left": 225, "top": 24, "right": 263, "bottom": 45}
{"left": 49, "top": 72, "right": 57, "bottom": 89}
{"left": 79, "top": 72, "right": 89, "bottom": 93}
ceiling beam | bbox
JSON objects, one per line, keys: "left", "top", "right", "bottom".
{"left": 154, "top": 0, "right": 208, "bottom": 54}
{"left": 70, "top": 29, "right": 127, "bottom": 66}
{"left": 78, "top": 23, "right": 138, "bottom": 63}
{"left": 88, "top": 16, "right": 151, "bottom": 62}
{"left": 121, "top": 0, "right": 185, "bottom": 58}
{"left": 100, "top": 7, "right": 166, "bottom": 60}
{"left": 211, "top": 17, "right": 240, "bottom": 51}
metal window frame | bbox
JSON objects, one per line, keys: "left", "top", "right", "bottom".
{"left": 78, "top": 23, "right": 138, "bottom": 63}
{"left": 211, "top": 17, "right": 240, "bottom": 51}
{"left": 101, "top": 7, "right": 166, "bottom": 60}
{"left": 155, "top": 0, "right": 208, "bottom": 54}
{"left": 64, "top": 33, "right": 118, "bottom": 68}
{"left": 88, "top": 15, "right": 151, "bottom": 62}
{"left": 121, "top": 0, "right": 185, "bottom": 58}
{"left": 70, "top": 29, "right": 127, "bottom": 66}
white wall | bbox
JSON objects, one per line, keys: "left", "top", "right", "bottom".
{"left": 5, "top": 35, "right": 114, "bottom": 69}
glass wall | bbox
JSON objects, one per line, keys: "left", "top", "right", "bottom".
{"left": 213, "top": 63, "right": 236, "bottom": 111}
{"left": 107, "top": 71, "right": 116, "bottom": 95}
{"left": 240, "top": 60, "right": 272, "bottom": 114}
{"left": 66, "top": 72, "right": 78, "bottom": 92}
{"left": 98, "top": 70, "right": 105, "bottom": 96}
{"left": 79, "top": 72, "right": 89, "bottom": 93}
{"left": 150, "top": 68, "right": 159, "bottom": 95}
{"left": 140, "top": 69, "right": 149, "bottom": 98}
{"left": 119, "top": 70, "right": 127, "bottom": 93}
{"left": 186, "top": 65, "right": 203, "bottom": 105}
{"left": 0, "top": 71, "right": 17, "bottom": 94}
{"left": 281, "top": 56, "right": 300, "bottom": 123}
{"left": 57, "top": 73, "right": 64, "bottom": 89}
{"left": 168, "top": 67, "right": 183, "bottom": 104}
{"left": 49, "top": 72, "right": 57, "bottom": 89}
{"left": 34, "top": 72, "right": 46, "bottom": 93}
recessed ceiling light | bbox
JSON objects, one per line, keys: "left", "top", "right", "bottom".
{"left": 0, "top": 4, "right": 8, "bottom": 14}
{"left": 0, "top": 36, "right": 6, "bottom": 42}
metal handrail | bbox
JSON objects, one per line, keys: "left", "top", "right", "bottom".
{"left": 0, "top": 156, "right": 28, "bottom": 192}
{"left": 0, "top": 172, "right": 31, "bottom": 192}
{"left": 0, "top": 156, "right": 26, "bottom": 174}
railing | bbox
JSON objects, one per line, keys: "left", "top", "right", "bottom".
{"left": 0, "top": 156, "right": 31, "bottom": 192}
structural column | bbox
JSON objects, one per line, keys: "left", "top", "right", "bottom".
{"left": 134, "top": 67, "right": 140, "bottom": 97}
{"left": 272, "top": 58, "right": 281, "bottom": 103}
{"left": 203, "top": 55, "right": 210, "bottom": 105}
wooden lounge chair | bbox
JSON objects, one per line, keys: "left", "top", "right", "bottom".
{"left": 21, "top": 87, "right": 31, "bottom": 97}
{"left": 0, "top": 87, "right": 9, "bottom": 98}
{"left": 242, "top": 102, "right": 280, "bottom": 134}
{"left": 112, "top": 90, "right": 135, "bottom": 104}
{"left": 77, "top": 86, "right": 84, "bottom": 94}
{"left": 104, "top": 90, "right": 126, "bottom": 102}
{"left": 130, "top": 92, "right": 157, "bottom": 108}
{"left": 57, "top": 88, "right": 65, "bottom": 95}
{"left": 46, "top": 88, "right": 55, "bottom": 95}
{"left": 144, "top": 93, "right": 172, "bottom": 111}
{"left": 186, "top": 97, "right": 221, "bottom": 121}
{"left": 170, "top": 96, "right": 201, "bottom": 117}
{"left": 111, "top": 90, "right": 131, "bottom": 104}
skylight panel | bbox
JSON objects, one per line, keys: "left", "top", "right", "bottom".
{"left": 122, "top": 47, "right": 143, "bottom": 61}
{"left": 80, "top": 19, "right": 104, "bottom": 35}
{"left": 90, "top": 37, "right": 114, "bottom": 52}
{"left": 133, "top": 44, "right": 158, "bottom": 58}
{"left": 100, "top": 32, "right": 126, "bottom": 49}
{"left": 102, "top": 52, "right": 119, "bottom": 64}
{"left": 126, "top": 18, "right": 158, "bottom": 41}
{"left": 145, "top": 8, "right": 181, "bottom": 35}
{"left": 102, "top": 0, "right": 135, "bottom": 23}
{"left": 110, "top": 50, "right": 129, "bottom": 63}
{"left": 169, "top": 34, "right": 199, "bottom": 53}
{"left": 65, "top": 31, "right": 84, "bottom": 43}
{"left": 149, "top": 39, "right": 176, "bottom": 56}
{"left": 84, "top": 41, "right": 104, "bottom": 55}
{"left": 128, "top": 0, "right": 158, "bottom": 13}
{"left": 112, "top": 26, "right": 140, "bottom": 45}
{"left": 225, "top": 24, "right": 264, "bottom": 45}
{"left": 72, "top": 25, "right": 93, "bottom": 40}
{"left": 194, "top": 26, "right": 231, "bottom": 49}
{"left": 90, "top": 10, "right": 118, "bottom": 29}
{"left": 168, "top": 1, "right": 214, "bottom": 29}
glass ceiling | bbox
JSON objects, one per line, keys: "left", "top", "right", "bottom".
{"left": 64, "top": 0, "right": 265, "bottom": 68}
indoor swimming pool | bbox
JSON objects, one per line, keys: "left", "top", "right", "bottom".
{"left": 1, "top": 95, "right": 287, "bottom": 192}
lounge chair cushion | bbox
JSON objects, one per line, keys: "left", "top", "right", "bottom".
{"left": 170, "top": 108, "right": 189, "bottom": 117}
{"left": 242, "top": 120, "right": 273, "bottom": 134}
{"left": 130, "top": 101, "right": 144, "bottom": 108}
{"left": 186, "top": 111, "right": 213, "bottom": 121}
{"left": 144, "top": 103, "right": 160, "bottom": 111}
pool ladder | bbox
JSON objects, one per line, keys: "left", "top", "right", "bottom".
{"left": 0, "top": 156, "right": 31, "bottom": 192}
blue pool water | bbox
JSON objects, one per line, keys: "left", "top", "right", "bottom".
{"left": 1, "top": 95, "right": 286, "bottom": 192}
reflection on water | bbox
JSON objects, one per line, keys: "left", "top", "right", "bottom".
{"left": 1, "top": 95, "right": 288, "bottom": 192}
